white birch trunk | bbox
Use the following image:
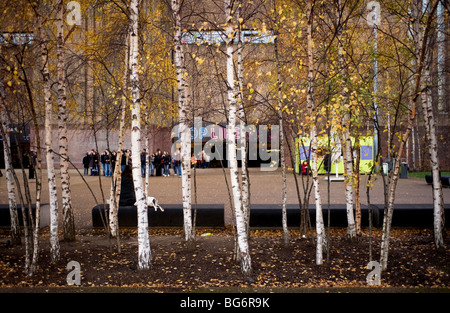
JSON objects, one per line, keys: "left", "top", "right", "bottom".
{"left": 0, "top": 130, "right": 21, "bottom": 240}
{"left": 129, "top": 0, "right": 151, "bottom": 269}
{"left": 421, "top": 74, "right": 445, "bottom": 250}
{"left": 38, "top": 12, "right": 60, "bottom": 263}
{"left": 236, "top": 3, "right": 250, "bottom": 237}
{"left": 336, "top": 2, "right": 356, "bottom": 238}
{"left": 380, "top": 0, "right": 438, "bottom": 270}
{"left": 30, "top": 136, "right": 43, "bottom": 275}
{"left": 311, "top": 126, "right": 325, "bottom": 264}
{"left": 144, "top": 117, "right": 149, "bottom": 198}
{"left": 416, "top": 0, "right": 444, "bottom": 248}
{"left": 306, "top": 0, "right": 325, "bottom": 265}
{"left": 171, "top": 0, "right": 194, "bottom": 243}
{"left": 342, "top": 120, "right": 356, "bottom": 238}
{"left": 225, "top": 0, "right": 251, "bottom": 276}
{"left": 0, "top": 78, "right": 21, "bottom": 245}
{"left": 56, "top": 0, "right": 75, "bottom": 242}
{"left": 274, "top": 29, "right": 289, "bottom": 245}
{"left": 109, "top": 33, "right": 129, "bottom": 237}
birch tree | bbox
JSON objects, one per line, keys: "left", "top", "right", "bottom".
{"left": 224, "top": 0, "right": 252, "bottom": 276}
{"left": 272, "top": 0, "right": 289, "bottom": 245}
{"left": 171, "top": 0, "right": 194, "bottom": 244}
{"left": 1, "top": 102, "right": 33, "bottom": 272}
{"left": 129, "top": 0, "right": 151, "bottom": 270}
{"left": 236, "top": 0, "right": 251, "bottom": 241}
{"left": 336, "top": 0, "right": 356, "bottom": 239}
{"left": 109, "top": 33, "right": 129, "bottom": 239}
{"left": 0, "top": 77, "right": 21, "bottom": 246}
{"left": 306, "top": 0, "right": 326, "bottom": 265}
{"left": 56, "top": 0, "right": 75, "bottom": 242}
{"left": 380, "top": 0, "right": 438, "bottom": 271}
{"left": 36, "top": 4, "right": 60, "bottom": 263}
{"left": 415, "top": 0, "right": 445, "bottom": 250}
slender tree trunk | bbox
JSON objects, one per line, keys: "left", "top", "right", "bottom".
{"left": 38, "top": 9, "right": 60, "bottom": 263}
{"left": 237, "top": 2, "right": 251, "bottom": 239}
{"left": 0, "top": 81, "right": 21, "bottom": 245}
{"left": 421, "top": 72, "right": 445, "bottom": 250}
{"left": 274, "top": 25, "right": 289, "bottom": 246}
{"left": 56, "top": 0, "right": 75, "bottom": 242}
{"left": 30, "top": 129, "right": 43, "bottom": 275}
{"left": 341, "top": 120, "right": 356, "bottom": 238}
{"left": 109, "top": 33, "right": 129, "bottom": 239}
{"left": 171, "top": 0, "right": 194, "bottom": 244}
{"left": 415, "top": 0, "right": 445, "bottom": 248}
{"left": 380, "top": 0, "right": 438, "bottom": 271}
{"left": 15, "top": 47, "right": 43, "bottom": 275}
{"left": 336, "top": 2, "right": 356, "bottom": 239}
{"left": 306, "top": 0, "right": 325, "bottom": 265}
{"left": 129, "top": 0, "right": 151, "bottom": 270}
{"left": 354, "top": 139, "right": 362, "bottom": 236}
{"left": 225, "top": 0, "right": 251, "bottom": 276}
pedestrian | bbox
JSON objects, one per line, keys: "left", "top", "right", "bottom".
{"left": 104, "top": 150, "right": 111, "bottom": 176}
{"left": 141, "top": 150, "right": 147, "bottom": 177}
{"left": 101, "top": 151, "right": 107, "bottom": 176}
{"left": 163, "top": 151, "right": 171, "bottom": 176}
{"left": 121, "top": 149, "right": 127, "bottom": 172}
{"left": 90, "top": 150, "right": 99, "bottom": 175}
{"left": 202, "top": 150, "right": 210, "bottom": 168}
{"left": 155, "top": 149, "right": 162, "bottom": 176}
{"left": 172, "top": 150, "right": 179, "bottom": 176}
{"left": 302, "top": 161, "right": 309, "bottom": 175}
{"left": 196, "top": 151, "right": 203, "bottom": 168}
{"left": 175, "top": 149, "right": 182, "bottom": 177}
{"left": 149, "top": 153, "right": 155, "bottom": 176}
{"left": 126, "top": 149, "right": 132, "bottom": 166}
{"left": 83, "top": 151, "right": 90, "bottom": 175}
{"left": 110, "top": 150, "right": 117, "bottom": 175}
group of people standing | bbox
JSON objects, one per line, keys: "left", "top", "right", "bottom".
{"left": 82, "top": 149, "right": 126, "bottom": 177}
{"left": 82, "top": 148, "right": 183, "bottom": 178}
{"left": 142, "top": 149, "right": 181, "bottom": 177}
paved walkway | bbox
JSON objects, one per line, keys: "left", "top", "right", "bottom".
{"left": 1, "top": 167, "right": 449, "bottom": 229}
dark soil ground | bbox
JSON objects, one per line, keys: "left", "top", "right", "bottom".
{"left": 0, "top": 227, "right": 449, "bottom": 293}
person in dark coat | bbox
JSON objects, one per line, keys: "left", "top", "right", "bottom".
{"left": 121, "top": 150, "right": 127, "bottom": 171}
{"left": 163, "top": 151, "right": 171, "bottom": 176}
{"left": 140, "top": 150, "right": 147, "bottom": 177}
{"left": 83, "top": 152, "right": 90, "bottom": 175}
{"left": 90, "top": 150, "right": 99, "bottom": 175}
{"left": 110, "top": 151, "right": 117, "bottom": 175}
{"left": 154, "top": 149, "right": 162, "bottom": 176}
{"left": 119, "top": 165, "right": 136, "bottom": 206}
{"left": 149, "top": 153, "right": 155, "bottom": 176}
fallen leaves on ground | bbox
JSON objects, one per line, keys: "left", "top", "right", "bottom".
{"left": 0, "top": 227, "right": 448, "bottom": 291}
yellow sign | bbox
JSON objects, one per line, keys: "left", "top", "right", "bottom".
{"left": 295, "top": 135, "right": 374, "bottom": 174}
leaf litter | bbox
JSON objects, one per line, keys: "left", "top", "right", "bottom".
{"left": 0, "top": 227, "right": 448, "bottom": 291}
